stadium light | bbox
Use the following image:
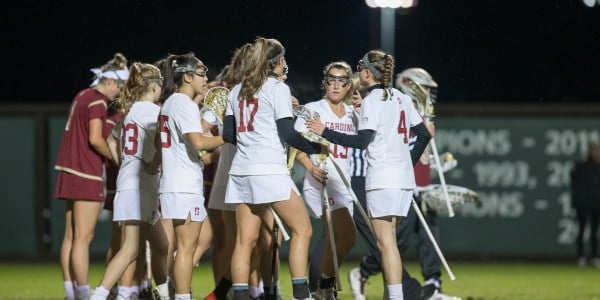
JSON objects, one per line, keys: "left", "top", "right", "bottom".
{"left": 582, "top": 0, "right": 600, "bottom": 7}
{"left": 365, "top": 0, "right": 418, "bottom": 56}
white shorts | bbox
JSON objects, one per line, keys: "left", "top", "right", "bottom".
{"left": 303, "top": 188, "right": 353, "bottom": 218}
{"left": 113, "top": 189, "right": 160, "bottom": 225}
{"left": 366, "top": 188, "right": 413, "bottom": 218}
{"left": 208, "top": 184, "right": 236, "bottom": 212}
{"left": 225, "top": 174, "right": 300, "bottom": 205}
{"left": 160, "top": 192, "right": 207, "bottom": 222}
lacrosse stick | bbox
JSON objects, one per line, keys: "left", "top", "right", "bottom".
{"left": 269, "top": 214, "right": 280, "bottom": 299}
{"left": 430, "top": 139, "right": 455, "bottom": 217}
{"left": 294, "top": 105, "right": 374, "bottom": 234}
{"left": 417, "top": 184, "right": 480, "bottom": 215}
{"left": 201, "top": 86, "right": 229, "bottom": 125}
{"left": 326, "top": 157, "right": 374, "bottom": 235}
{"left": 411, "top": 198, "right": 456, "bottom": 281}
{"left": 317, "top": 154, "right": 342, "bottom": 291}
{"left": 407, "top": 79, "right": 455, "bottom": 217}
{"left": 145, "top": 240, "right": 152, "bottom": 283}
{"left": 271, "top": 207, "right": 290, "bottom": 241}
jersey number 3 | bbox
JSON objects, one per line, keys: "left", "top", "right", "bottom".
{"left": 238, "top": 98, "right": 259, "bottom": 133}
{"left": 122, "top": 123, "right": 139, "bottom": 155}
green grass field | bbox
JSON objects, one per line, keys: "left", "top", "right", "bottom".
{"left": 0, "top": 260, "right": 598, "bottom": 299}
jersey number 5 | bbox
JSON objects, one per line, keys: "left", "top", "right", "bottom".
{"left": 159, "top": 115, "right": 171, "bottom": 148}
{"left": 397, "top": 110, "right": 408, "bottom": 143}
{"left": 238, "top": 98, "right": 259, "bottom": 133}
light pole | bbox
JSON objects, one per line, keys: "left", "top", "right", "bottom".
{"left": 365, "top": 0, "right": 417, "bottom": 55}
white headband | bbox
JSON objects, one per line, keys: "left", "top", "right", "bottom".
{"left": 89, "top": 68, "right": 130, "bottom": 87}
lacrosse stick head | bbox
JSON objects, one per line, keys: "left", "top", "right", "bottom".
{"left": 419, "top": 184, "right": 480, "bottom": 215}
{"left": 395, "top": 68, "right": 437, "bottom": 119}
{"left": 202, "top": 86, "right": 230, "bottom": 124}
{"left": 293, "top": 105, "right": 320, "bottom": 121}
{"left": 429, "top": 152, "right": 458, "bottom": 173}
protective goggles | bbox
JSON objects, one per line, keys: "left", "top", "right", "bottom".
{"left": 144, "top": 76, "right": 164, "bottom": 88}
{"left": 324, "top": 75, "right": 351, "bottom": 87}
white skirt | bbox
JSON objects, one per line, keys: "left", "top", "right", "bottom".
{"left": 160, "top": 192, "right": 207, "bottom": 222}
{"left": 113, "top": 189, "right": 160, "bottom": 224}
{"left": 366, "top": 188, "right": 413, "bottom": 218}
{"left": 225, "top": 174, "right": 300, "bottom": 205}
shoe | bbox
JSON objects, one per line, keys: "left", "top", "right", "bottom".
{"left": 592, "top": 257, "right": 600, "bottom": 269}
{"left": 204, "top": 292, "right": 217, "bottom": 300}
{"left": 427, "top": 290, "right": 461, "bottom": 300}
{"left": 250, "top": 293, "right": 265, "bottom": 300}
{"left": 577, "top": 256, "right": 587, "bottom": 268}
{"left": 139, "top": 287, "right": 152, "bottom": 300}
{"left": 313, "top": 287, "right": 336, "bottom": 300}
{"left": 348, "top": 267, "right": 366, "bottom": 300}
{"left": 152, "top": 285, "right": 171, "bottom": 300}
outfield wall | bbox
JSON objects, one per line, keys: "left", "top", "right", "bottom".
{"left": 0, "top": 103, "right": 598, "bottom": 259}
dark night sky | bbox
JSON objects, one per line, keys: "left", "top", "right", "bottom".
{"left": 2, "top": 0, "right": 599, "bottom": 106}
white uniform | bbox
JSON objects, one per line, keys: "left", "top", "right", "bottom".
{"left": 294, "top": 99, "right": 356, "bottom": 217}
{"left": 225, "top": 79, "right": 299, "bottom": 205}
{"left": 159, "top": 93, "right": 207, "bottom": 221}
{"left": 359, "top": 88, "right": 423, "bottom": 217}
{"left": 113, "top": 101, "right": 161, "bottom": 223}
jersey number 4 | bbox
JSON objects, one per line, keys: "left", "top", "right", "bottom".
{"left": 159, "top": 115, "right": 171, "bottom": 148}
{"left": 397, "top": 110, "right": 408, "bottom": 143}
{"left": 238, "top": 98, "right": 259, "bottom": 132}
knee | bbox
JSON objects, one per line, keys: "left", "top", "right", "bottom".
{"left": 73, "top": 231, "right": 95, "bottom": 245}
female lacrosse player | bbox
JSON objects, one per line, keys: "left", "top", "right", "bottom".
{"left": 222, "top": 37, "right": 324, "bottom": 300}
{"left": 204, "top": 43, "right": 260, "bottom": 300}
{"left": 306, "top": 50, "right": 431, "bottom": 299}
{"left": 54, "top": 53, "right": 128, "bottom": 300}
{"left": 294, "top": 61, "right": 358, "bottom": 298}
{"left": 158, "top": 53, "right": 225, "bottom": 300}
{"left": 89, "top": 62, "right": 163, "bottom": 300}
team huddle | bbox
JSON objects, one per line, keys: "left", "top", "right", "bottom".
{"left": 54, "top": 37, "right": 461, "bottom": 300}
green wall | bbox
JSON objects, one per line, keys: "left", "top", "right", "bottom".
{"left": 0, "top": 115, "right": 598, "bottom": 259}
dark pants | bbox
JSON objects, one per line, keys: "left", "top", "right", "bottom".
{"left": 575, "top": 206, "right": 600, "bottom": 258}
{"left": 396, "top": 193, "right": 442, "bottom": 283}
{"left": 309, "top": 176, "right": 423, "bottom": 299}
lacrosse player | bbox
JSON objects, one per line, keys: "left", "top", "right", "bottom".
{"left": 54, "top": 53, "right": 128, "bottom": 300}
{"left": 222, "top": 37, "right": 324, "bottom": 300}
{"left": 306, "top": 50, "right": 431, "bottom": 300}
{"left": 157, "top": 53, "right": 225, "bottom": 300}
{"left": 294, "top": 61, "right": 358, "bottom": 298}
{"left": 90, "top": 62, "right": 163, "bottom": 300}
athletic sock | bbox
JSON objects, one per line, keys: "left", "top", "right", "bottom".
{"left": 387, "top": 283, "right": 404, "bottom": 300}
{"left": 64, "top": 281, "right": 75, "bottom": 300}
{"left": 232, "top": 284, "right": 249, "bottom": 300}
{"left": 174, "top": 293, "right": 191, "bottom": 300}
{"left": 214, "top": 277, "right": 233, "bottom": 298}
{"left": 75, "top": 284, "right": 91, "bottom": 299}
{"left": 90, "top": 286, "right": 110, "bottom": 300}
{"left": 291, "top": 277, "right": 310, "bottom": 299}
{"left": 130, "top": 285, "right": 140, "bottom": 296}
{"left": 118, "top": 286, "right": 132, "bottom": 298}
{"left": 249, "top": 285, "right": 262, "bottom": 298}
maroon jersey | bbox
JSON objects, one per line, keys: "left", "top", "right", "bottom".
{"left": 54, "top": 88, "right": 109, "bottom": 183}
{"left": 414, "top": 160, "right": 431, "bottom": 187}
